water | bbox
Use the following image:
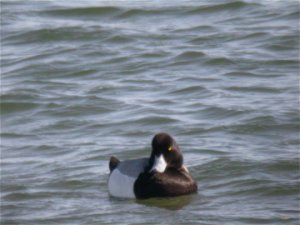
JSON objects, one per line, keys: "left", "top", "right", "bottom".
{"left": 1, "top": 0, "right": 299, "bottom": 224}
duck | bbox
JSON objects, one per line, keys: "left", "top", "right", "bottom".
{"left": 108, "top": 133, "right": 198, "bottom": 199}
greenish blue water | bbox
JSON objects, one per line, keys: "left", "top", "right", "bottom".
{"left": 1, "top": 1, "right": 300, "bottom": 224}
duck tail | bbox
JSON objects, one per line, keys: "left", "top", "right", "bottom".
{"left": 109, "top": 156, "right": 120, "bottom": 172}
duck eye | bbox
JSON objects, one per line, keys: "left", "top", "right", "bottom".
{"left": 168, "top": 146, "right": 172, "bottom": 151}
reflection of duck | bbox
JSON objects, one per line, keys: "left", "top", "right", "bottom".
{"left": 136, "top": 195, "right": 194, "bottom": 210}
{"left": 108, "top": 133, "right": 198, "bottom": 199}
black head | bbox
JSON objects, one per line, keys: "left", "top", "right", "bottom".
{"left": 149, "top": 133, "right": 183, "bottom": 172}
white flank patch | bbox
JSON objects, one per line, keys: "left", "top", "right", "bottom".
{"left": 150, "top": 154, "right": 167, "bottom": 173}
{"left": 108, "top": 168, "right": 136, "bottom": 198}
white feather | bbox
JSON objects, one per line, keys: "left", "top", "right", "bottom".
{"left": 108, "top": 168, "right": 136, "bottom": 198}
{"left": 150, "top": 154, "right": 167, "bottom": 173}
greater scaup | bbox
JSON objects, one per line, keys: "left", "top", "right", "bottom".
{"left": 108, "top": 133, "right": 198, "bottom": 199}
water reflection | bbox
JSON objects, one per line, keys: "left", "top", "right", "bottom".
{"left": 136, "top": 194, "right": 196, "bottom": 210}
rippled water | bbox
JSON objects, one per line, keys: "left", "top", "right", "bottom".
{"left": 1, "top": 0, "right": 300, "bottom": 224}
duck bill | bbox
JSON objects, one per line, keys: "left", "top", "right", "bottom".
{"left": 150, "top": 154, "right": 167, "bottom": 173}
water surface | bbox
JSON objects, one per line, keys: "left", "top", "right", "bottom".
{"left": 1, "top": 1, "right": 300, "bottom": 224}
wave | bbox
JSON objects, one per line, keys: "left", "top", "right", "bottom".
{"left": 1, "top": 102, "right": 40, "bottom": 114}
{"left": 3, "top": 26, "right": 112, "bottom": 44}
{"left": 170, "top": 85, "right": 207, "bottom": 95}
{"left": 225, "top": 86, "right": 286, "bottom": 93}
{"left": 44, "top": 6, "right": 122, "bottom": 17}
{"left": 117, "top": 7, "right": 180, "bottom": 19}
{"left": 174, "top": 51, "right": 206, "bottom": 60}
{"left": 186, "top": 1, "right": 257, "bottom": 14}
{"left": 206, "top": 57, "right": 235, "bottom": 66}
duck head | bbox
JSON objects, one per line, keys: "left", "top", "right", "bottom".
{"left": 149, "top": 133, "right": 183, "bottom": 173}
